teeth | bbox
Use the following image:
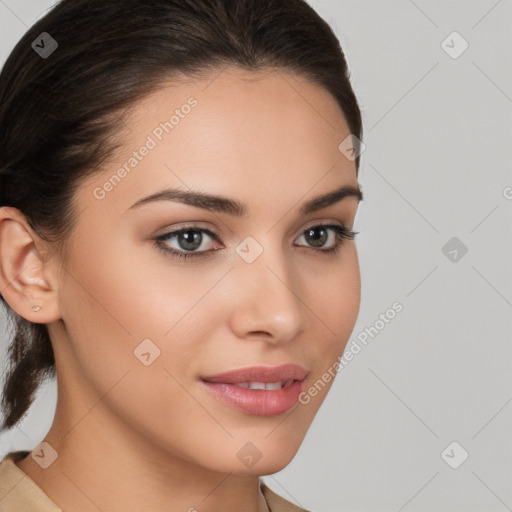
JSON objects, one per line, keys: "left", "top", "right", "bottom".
{"left": 233, "top": 380, "right": 294, "bottom": 390}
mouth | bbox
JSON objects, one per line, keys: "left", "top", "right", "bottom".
{"left": 200, "top": 364, "right": 308, "bottom": 416}
{"left": 229, "top": 379, "right": 296, "bottom": 390}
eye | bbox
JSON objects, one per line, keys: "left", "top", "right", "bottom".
{"left": 153, "top": 226, "right": 220, "bottom": 261}
{"left": 294, "top": 224, "right": 357, "bottom": 255}
{"left": 152, "top": 223, "right": 358, "bottom": 261}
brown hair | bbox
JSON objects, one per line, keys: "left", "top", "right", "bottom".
{"left": 0, "top": 0, "right": 362, "bottom": 432}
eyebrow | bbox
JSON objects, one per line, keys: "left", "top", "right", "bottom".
{"left": 127, "top": 184, "right": 363, "bottom": 216}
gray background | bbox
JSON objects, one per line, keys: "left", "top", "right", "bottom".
{"left": 1, "top": 1, "right": 511, "bottom": 511}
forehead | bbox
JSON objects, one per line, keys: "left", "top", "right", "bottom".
{"left": 79, "top": 66, "right": 357, "bottom": 218}
{"left": 126, "top": 66, "right": 350, "bottom": 148}
{"left": 134, "top": 66, "right": 342, "bottom": 116}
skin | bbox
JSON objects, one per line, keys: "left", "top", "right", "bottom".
{"left": 0, "top": 66, "right": 362, "bottom": 512}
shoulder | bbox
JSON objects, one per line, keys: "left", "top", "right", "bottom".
{"left": 260, "top": 481, "right": 312, "bottom": 512}
{"left": 0, "top": 450, "right": 62, "bottom": 512}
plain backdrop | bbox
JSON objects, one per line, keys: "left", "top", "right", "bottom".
{"left": 1, "top": 1, "right": 511, "bottom": 511}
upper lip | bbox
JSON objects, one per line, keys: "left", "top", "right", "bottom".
{"left": 201, "top": 364, "right": 308, "bottom": 384}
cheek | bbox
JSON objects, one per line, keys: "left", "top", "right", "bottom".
{"left": 56, "top": 245, "right": 223, "bottom": 439}
{"left": 58, "top": 241, "right": 230, "bottom": 383}
{"left": 301, "top": 245, "right": 361, "bottom": 394}
{"left": 309, "top": 243, "right": 361, "bottom": 344}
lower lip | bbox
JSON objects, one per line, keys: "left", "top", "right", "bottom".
{"left": 201, "top": 379, "right": 306, "bottom": 416}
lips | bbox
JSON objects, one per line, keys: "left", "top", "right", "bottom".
{"left": 201, "top": 364, "right": 308, "bottom": 385}
{"left": 200, "top": 364, "right": 308, "bottom": 416}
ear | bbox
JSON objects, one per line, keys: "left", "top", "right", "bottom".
{"left": 0, "top": 206, "right": 61, "bottom": 324}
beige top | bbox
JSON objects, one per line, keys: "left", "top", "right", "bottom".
{"left": 0, "top": 450, "right": 309, "bottom": 512}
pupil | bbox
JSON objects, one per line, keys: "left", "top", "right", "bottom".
{"left": 179, "top": 230, "right": 202, "bottom": 250}
{"left": 307, "top": 227, "right": 327, "bottom": 247}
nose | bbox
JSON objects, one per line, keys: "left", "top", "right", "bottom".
{"left": 227, "top": 243, "right": 305, "bottom": 344}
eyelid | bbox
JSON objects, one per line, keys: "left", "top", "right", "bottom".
{"left": 153, "top": 221, "right": 220, "bottom": 238}
{"left": 300, "top": 218, "right": 348, "bottom": 232}
{"left": 154, "top": 218, "right": 348, "bottom": 243}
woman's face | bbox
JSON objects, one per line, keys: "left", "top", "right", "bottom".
{"left": 47, "top": 67, "right": 362, "bottom": 474}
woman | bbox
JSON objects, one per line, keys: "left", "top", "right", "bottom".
{"left": 0, "top": 0, "right": 364, "bottom": 510}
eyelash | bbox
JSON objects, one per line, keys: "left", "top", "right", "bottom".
{"left": 152, "top": 223, "right": 358, "bottom": 262}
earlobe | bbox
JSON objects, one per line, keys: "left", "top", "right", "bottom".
{"left": 0, "top": 206, "right": 61, "bottom": 324}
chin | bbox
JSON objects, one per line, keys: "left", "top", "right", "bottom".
{"left": 239, "top": 440, "right": 303, "bottom": 476}
{"left": 255, "top": 457, "right": 297, "bottom": 476}
{"left": 226, "top": 457, "right": 296, "bottom": 476}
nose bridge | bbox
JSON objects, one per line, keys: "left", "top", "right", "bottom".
{"left": 229, "top": 235, "right": 305, "bottom": 339}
